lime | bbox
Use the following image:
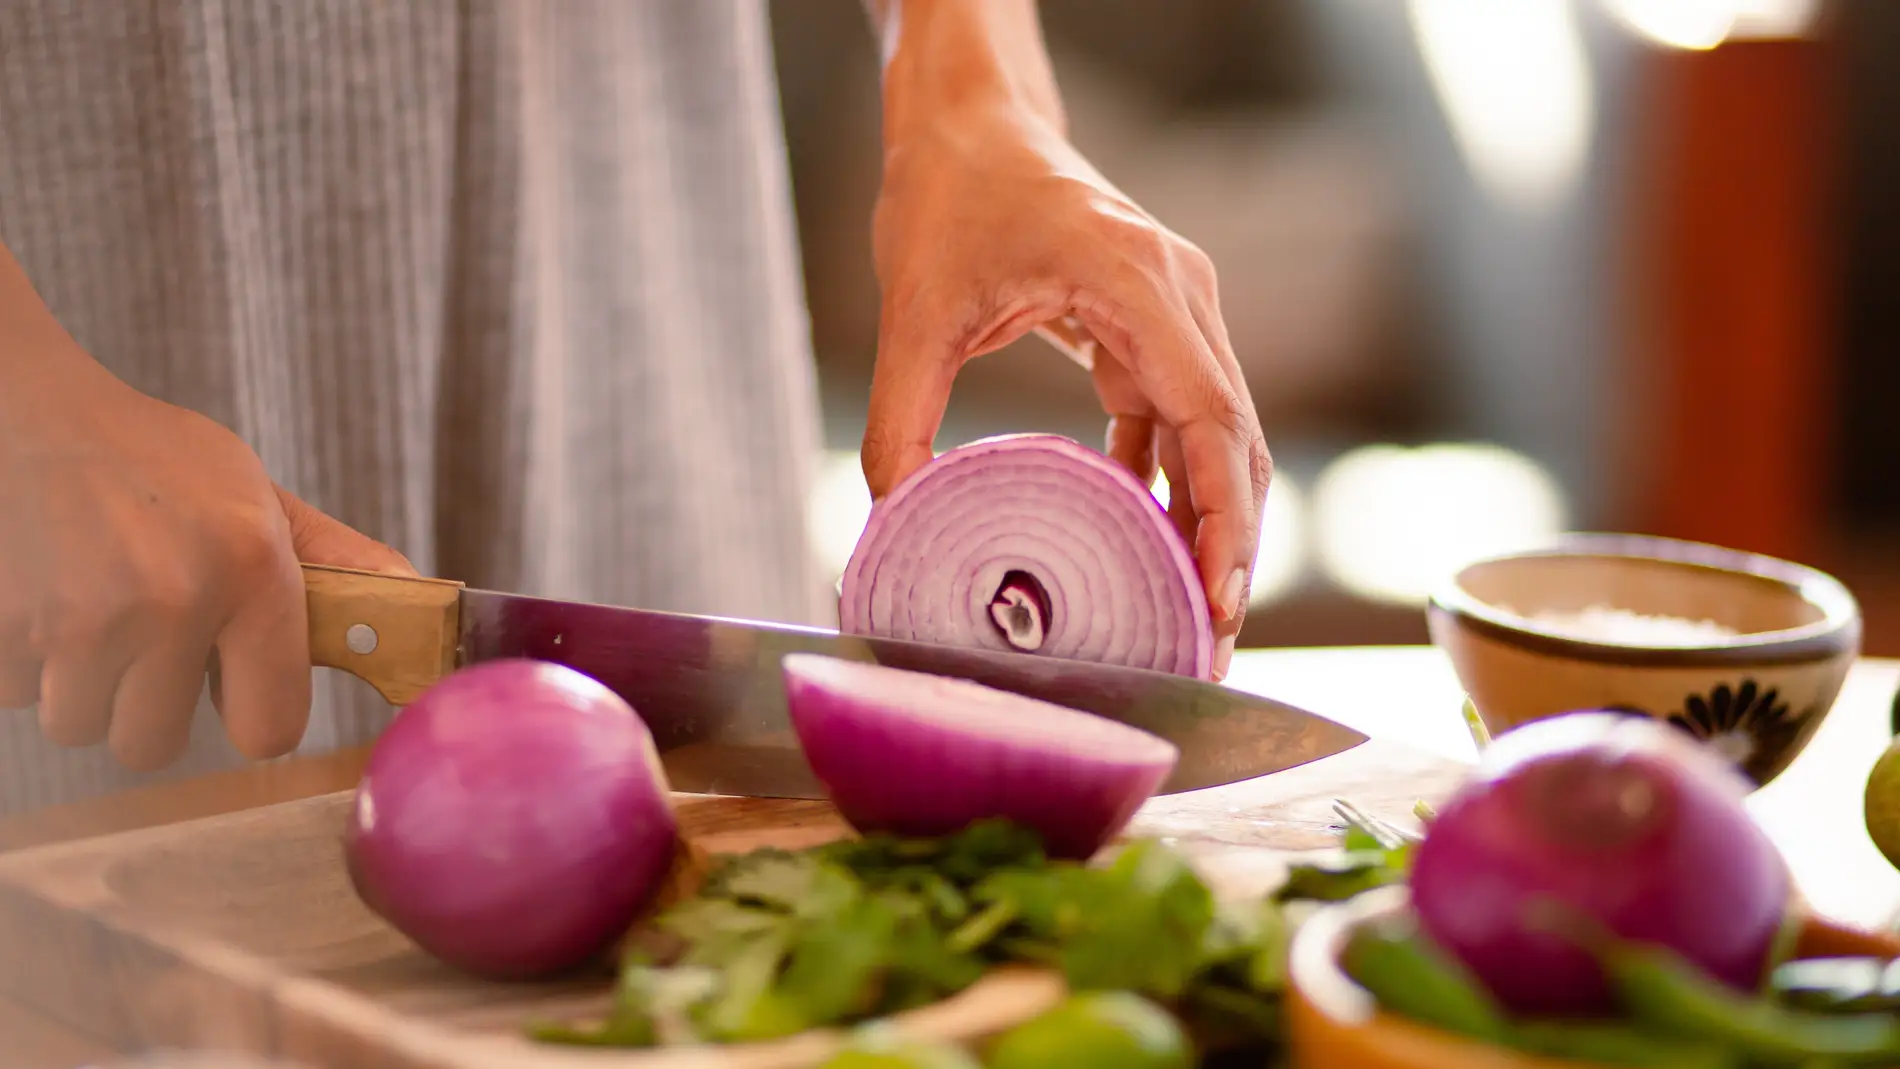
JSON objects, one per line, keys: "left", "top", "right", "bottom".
{"left": 819, "top": 1028, "right": 982, "bottom": 1069}
{"left": 1866, "top": 736, "right": 1900, "bottom": 871}
{"left": 985, "top": 992, "right": 1191, "bottom": 1069}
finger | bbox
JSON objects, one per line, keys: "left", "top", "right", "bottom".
{"left": 38, "top": 641, "right": 134, "bottom": 749}
{"left": 861, "top": 314, "right": 961, "bottom": 502}
{"left": 0, "top": 659, "right": 39, "bottom": 710}
{"left": 1072, "top": 287, "right": 1261, "bottom": 628}
{"left": 275, "top": 484, "right": 418, "bottom": 576}
{"left": 1162, "top": 427, "right": 1235, "bottom": 680}
{"left": 108, "top": 626, "right": 218, "bottom": 771}
{"left": 1156, "top": 426, "right": 1197, "bottom": 553}
{"left": 212, "top": 537, "right": 313, "bottom": 761}
{"left": 1183, "top": 266, "right": 1258, "bottom": 426}
{"left": 1090, "top": 356, "right": 1159, "bottom": 486}
{"left": 1184, "top": 283, "right": 1270, "bottom": 537}
{"left": 1183, "top": 287, "right": 1270, "bottom": 677}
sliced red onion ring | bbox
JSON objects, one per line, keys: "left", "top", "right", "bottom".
{"left": 840, "top": 434, "right": 1214, "bottom": 679}
{"left": 782, "top": 653, "right": 1179, "bottom": 859}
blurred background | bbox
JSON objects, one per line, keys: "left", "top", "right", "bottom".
{"left": 774, "top": 0, "right": 1900, "bottom": 656}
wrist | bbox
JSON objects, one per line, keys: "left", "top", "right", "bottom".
{"left": 877, "top": 0, "right": 1067, "bottom": 152}
{"left": 0, "top": 243, "right": 109, "bottom": 392}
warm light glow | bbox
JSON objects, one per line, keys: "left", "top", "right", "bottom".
{"left": 1601, "top": 0, "right": 1820, "bottom": 50}
{"left": 1154, "top": 470, "right": 1308, "bottom": 607}
{"left": 1311, "top": 442, "right": 1568, "bottom": 606}
{"left": 1407, "top": 0, "right": 1595, "bottom": 211}
{"left": 1730, "top": 0, "right": 1823, "bottom": 38}
{"left": 808, "top": 450, "right": 874, "bottom": 581}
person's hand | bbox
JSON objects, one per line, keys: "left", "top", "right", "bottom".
{"left": 859, "top": 102, "right": 1271, "bottom": 680}
{"left": 0, "top": 251, "right": 414, "bottom": 769}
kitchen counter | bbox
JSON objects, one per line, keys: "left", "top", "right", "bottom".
{"left": 4, "top": 645, "right": 1898, "bottom": 1067}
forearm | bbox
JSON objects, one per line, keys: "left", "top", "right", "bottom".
{"left": 861, "top": 0, "right": 1066, "bottom": 146}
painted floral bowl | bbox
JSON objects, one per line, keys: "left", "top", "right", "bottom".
{"left": 1425, "top": 533, "right": 1861, "bottom": 787}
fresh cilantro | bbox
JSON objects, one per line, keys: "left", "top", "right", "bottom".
{"left": 528, "top": 799, "right": 1417, "bottom": 1061}
{"left": 1053, "top": 840, "right": 1218, "bottom": 999}
{"left": 1276, "top": 850, "right": 1407, "bottom": 903}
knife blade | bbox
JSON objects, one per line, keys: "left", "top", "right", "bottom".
{"left": 302, "top": 563, "right": 1367, "bottom": 798}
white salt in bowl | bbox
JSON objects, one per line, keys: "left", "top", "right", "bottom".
{"left": 1426, "top": 533, "right": 1862, "bottom": 788}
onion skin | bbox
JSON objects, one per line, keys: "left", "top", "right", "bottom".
{"left": 343, "top": 659, "right": 679, "bottom": 980}
{"left": 839, "top": 434, "right": 1214, "bottom": 679}
{"left": 1409, "top": 711, "right": 1791, "bottom": 1017}
{"left": 782, "top": 653, "right": 1178, "bottom": 860}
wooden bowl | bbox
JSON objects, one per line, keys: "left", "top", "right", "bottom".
{"left": 1425, "top": 533, "right": 1861, "bottom": 786}
{"left": 1286, "top": 889, "right": 1900, "bottom": 1069}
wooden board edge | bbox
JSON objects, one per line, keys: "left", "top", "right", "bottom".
{"left": 0, "top": 792, "right": 359, "bottom": 881}
{"left": 0, "top": 861, "right": 1068, "bottom": 1069}
{"left": 0, "top": 789, "right": 1059, "bottom": 1069}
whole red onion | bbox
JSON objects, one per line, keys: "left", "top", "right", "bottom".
{"left": 839, "top": 434, "right": 1214, "bottom": 679}
{"left": 1409, "top": 711, "right": 1791, "bottom": 1017}
{"left": 343, "top": 659, "right": 679, "bottom": 980}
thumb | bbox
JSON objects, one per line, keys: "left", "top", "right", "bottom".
{"left": 861, "top": 319, "right": 959, "bottom": 502}
{"left": 274, "top": 484, "right": 420, "bottom": 576}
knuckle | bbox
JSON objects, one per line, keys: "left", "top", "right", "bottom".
{"left": 220, "top": 504, "right": 292, "bottom": 578}
{"left": 1128, "top": 228, "right": 1172, "bottom": 270}
{"left": 135, "top": 568, "right": 201, "bottom": 624}
{"left": 858, "top": 430, "right": 904, "bottom": 489}
{"left": 1176, "top": 242, "right": 1219, "bottom": 292}
{"left": 1209, "top": 389, "right": 1253, "bottom": 443}
{"left": 1237, "top": 418, "right": 1274, "bottom": 505}
{"left": 1205, "top": 390, "right": 1272, "bottom": 505}
{"left": 35, "top": 598, "right": 118, "bottom": 650}
{"left": 1103, "top": 214, "right": 1171, "bottom": 267}
{"left": 1251, "top": 441, "right": 1275, "bottom": 503}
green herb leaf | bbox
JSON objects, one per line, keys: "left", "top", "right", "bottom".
{"left": 1053, "top": 840, "right": 1218, "bottom": 1000}
{"left": 527, "top": 819, "right": 1307, "bottom": 1056}
{"left": 1276, "top": 851, "right": 1406, "bottom": 903}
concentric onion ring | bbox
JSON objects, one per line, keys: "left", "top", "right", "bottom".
{"left": 839, "top": 434, "right": 1214, "bottom": 678}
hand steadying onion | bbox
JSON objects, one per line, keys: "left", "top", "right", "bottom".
{"left": 782, "top": 653, "right": 1178, "bottom": 859}
{"left": 343, "top": 659, "right": 679, "bottom": 980}
{"left": 1409, "top": 711, "right": 1791, "bottom": 1018}
{"left": 839, "top": 434, "right": 1214, "bottom": 679}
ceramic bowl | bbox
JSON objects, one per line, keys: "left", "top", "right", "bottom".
{"left": 1286, "top": 889, "right": 1900, "bottom": 1069}
{"left": 1426, "top": 533, "right": 1861, "bottom": 787}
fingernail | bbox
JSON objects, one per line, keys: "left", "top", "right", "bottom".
{"left": 1214, "top": 633, "right": 1236, "bottom": 681}
{"left": 1217, "top": 568, "right": 1247, "bottom": 621}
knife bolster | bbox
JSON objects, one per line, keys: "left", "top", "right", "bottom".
{"left": 302, "top": 565, "right": 464, "bottom": 707}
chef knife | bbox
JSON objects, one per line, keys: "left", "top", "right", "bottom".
{"left": 302, "top": 563, "right": 1368, "bottom": 798}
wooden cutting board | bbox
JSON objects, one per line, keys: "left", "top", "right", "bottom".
{"left": 0, "top": 740, "right": 1466, "bottom": 1069}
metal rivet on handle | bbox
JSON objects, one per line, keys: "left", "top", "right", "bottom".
{"left": 346, "top": 623, "right": 379, "bottom": 656}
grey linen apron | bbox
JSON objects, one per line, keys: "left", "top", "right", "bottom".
{"left": 0, "top": 1, "right": 830, "bottom": 813}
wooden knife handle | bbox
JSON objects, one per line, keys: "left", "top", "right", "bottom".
{"left": 302, "top": 564, "right": 465, "bottom": 707}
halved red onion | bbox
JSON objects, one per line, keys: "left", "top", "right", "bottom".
{"left": 343, "top": 659, "right": 679, "bottom": 980}
{"left": 839, "top": 434, "right": 1214, "bottom": 679}
{"left": 781, "top": 652, "right": 1179, "bottom": 859}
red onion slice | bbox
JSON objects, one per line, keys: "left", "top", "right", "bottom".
{"left": 782, "top": 652, "right": 1180, "bottom": 859}
{"left": 840, "top": 434, "right": 1214, "bottom": 679}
